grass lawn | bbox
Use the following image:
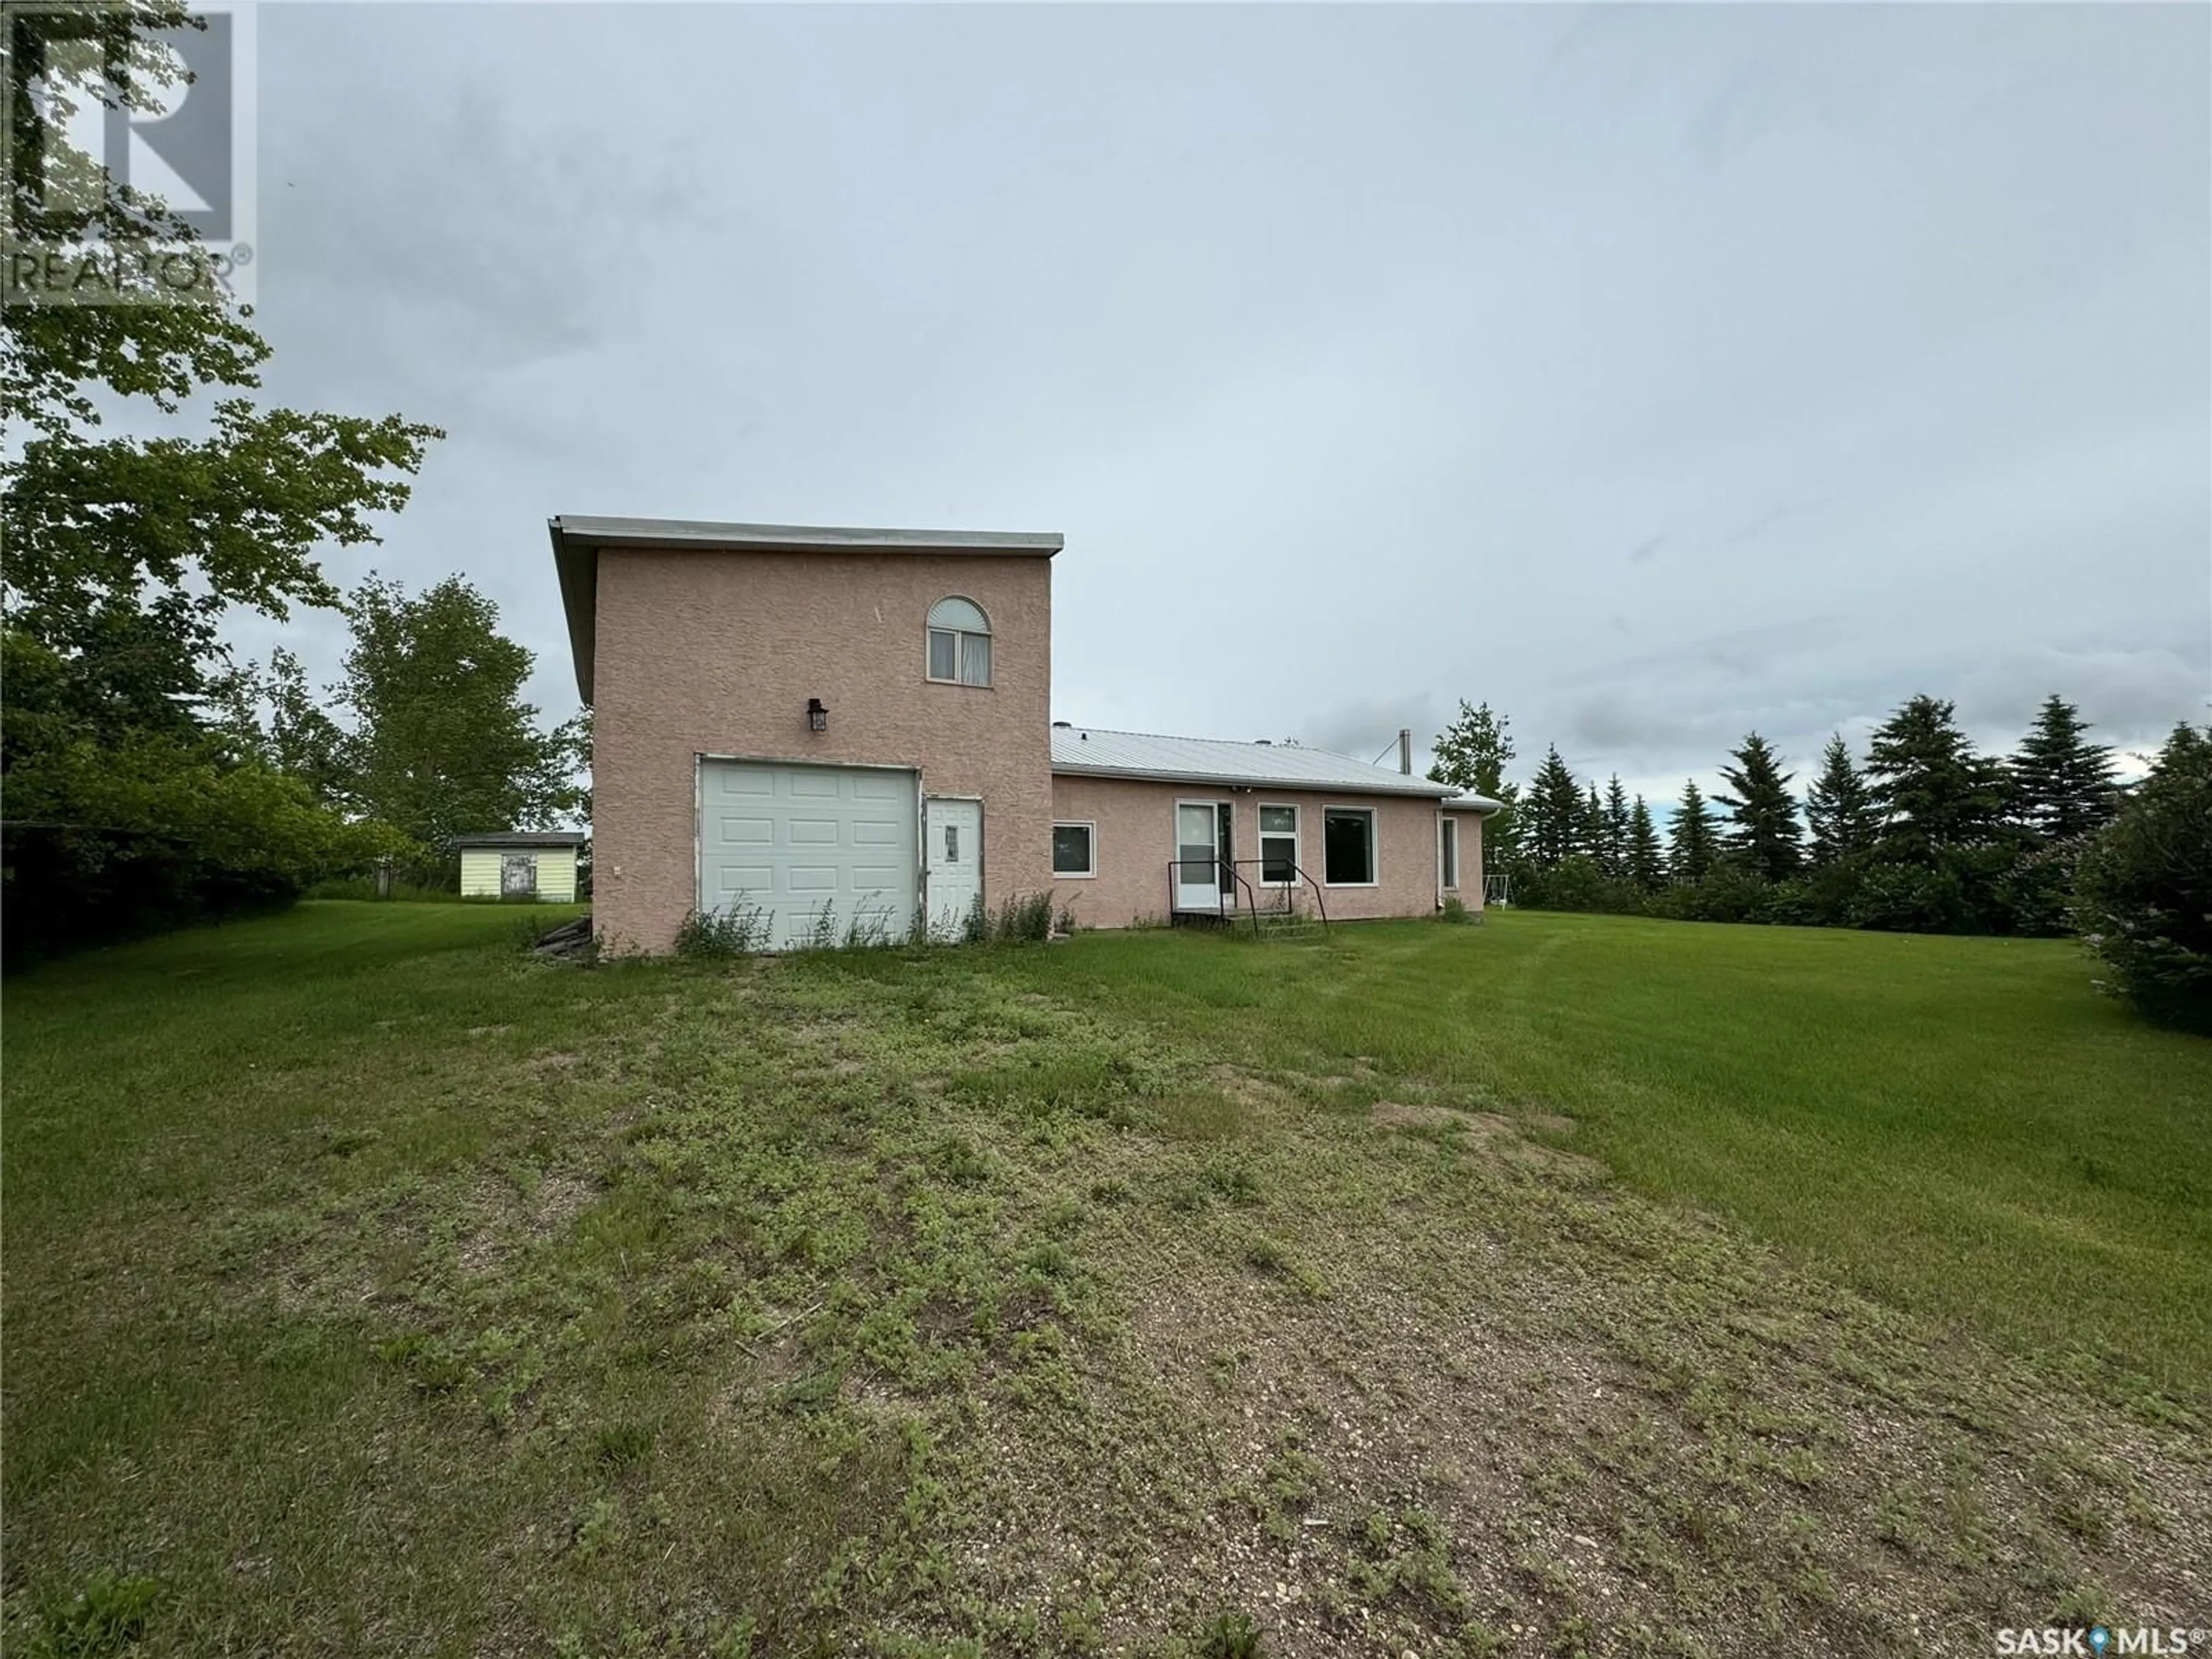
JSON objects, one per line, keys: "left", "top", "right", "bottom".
{"left": 4, "top": 904, "right": 2207, "bottom": 1658}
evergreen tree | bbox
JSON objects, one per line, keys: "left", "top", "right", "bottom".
{"left": 1804, "top": 734, "right": 1877, "bottom": 866}
{"left": 1582, "top": 783, "right": 1605, "bottom": 864}
{"left": 1627, "top": 796, "right": 1665, "bottom": 891}
{"left": 1669, "top": 779, "right": 1718, "bottom": 882}
{"left": 1865, "top": 695, "right": 2008, "bottom": 858}
{"left": 1429, "top": 700, "right": 1520, "bottom": 870}
{"left": 1520, "top": 747, "right": 1582, "bottom": 869}
{"left": 1599, "top": 775, "right": 1631, "bottom": 878}
{"left": 2075, "top": 722, "right": 2212, "bottom": 1028}
{"left": 1713, "top": 732, "right": 1802, "bottom": 880}
{"left": 2010, "top": 695, "right": 2120, "bottom": 844}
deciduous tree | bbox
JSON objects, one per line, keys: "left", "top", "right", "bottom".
{"left": 2, "top": 3, "right": 440, "bottom": 960}
{"left": 333, "top": 575, "right": 586, "bottom": 848}
{"left": 1429, "top": 700, "right": 1519, "bottom": 870}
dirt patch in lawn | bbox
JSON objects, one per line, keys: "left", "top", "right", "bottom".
{"left": 907, "top": 1064, "right": 2211, "bottom": 1658}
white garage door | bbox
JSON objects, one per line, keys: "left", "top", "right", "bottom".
{"left": 698, "top": 759, "right": 919, "bottom": 949}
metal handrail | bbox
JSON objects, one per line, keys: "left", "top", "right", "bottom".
{"left": 1229, "top": 857, "right": 1330, "bottom": 934}
{"left": 1165, "top": 855, "right": 1244, "bottom": 929}
{"left": 1162, "top": 855, "right": 1331, "bottom": 937}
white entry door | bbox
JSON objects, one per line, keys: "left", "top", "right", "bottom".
{"left": 1173, "top": 801, "right": 1226, "bottom": 912}
{"left": 925, "top": 798, "right": 983, "bottom": 940}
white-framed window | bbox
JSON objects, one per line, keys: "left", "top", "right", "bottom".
{"left": 1440, "top": 816, "right": 1460, "bottom": 891}
{"left": 1052, "top": 820, "right": 1096, "bottom": 878}
{"left": 926, "top": 596, "right": 992, "bottom": 687}
{"left": 1323, "top": 806, "right": 1377, "bottom": 886}
{"left": 1257, "top": 804, "right": 1299, "bottom": 884}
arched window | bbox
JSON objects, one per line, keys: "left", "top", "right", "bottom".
{"left": 926, "top": 596, "right": 992, "bottom": 687}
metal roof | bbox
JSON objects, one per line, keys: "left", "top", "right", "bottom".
{"left": 1441, "top": 792, "right": 1505, "bottom": 813}
{"left": 1051, "top": 726, "right": 1462, "bottom": 798}
{"left": 548, "top": 516, "right": 1063, "bottom": 703}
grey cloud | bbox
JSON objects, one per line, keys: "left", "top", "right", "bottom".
{"left": 1956, "top": 646, "right": 2211, "bottom": 752}
{"left": 1296, "top": 693, "right": 1444, "bottom": 769}
{"left": 1567, "top": 689, "right": 1705, "bottom": 757}
{"left": 196, "top": 4, "right": 2205, "bottom": 768}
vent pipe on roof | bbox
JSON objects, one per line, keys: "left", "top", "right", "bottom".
{"left": 1399, "top": 729, "right": 1412, "bottom": 774}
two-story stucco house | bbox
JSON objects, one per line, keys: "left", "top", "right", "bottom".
{"left": 550, "top": 516, "right": 1497, "bottom": 952}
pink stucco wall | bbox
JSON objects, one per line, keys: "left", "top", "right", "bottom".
{"left": 1048, "top": 775, "right": 1481, "bottom": 929}
{"left": 591, "top": 548, "right": 1052, "bottom": 953}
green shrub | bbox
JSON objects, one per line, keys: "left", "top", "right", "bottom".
{"left": 1671, "top": 861, "right": 1777, "bottom": 925}
{"left": 2076, "top": 724, "right": 2212, "bottom": 1029}
{"left": 991, "top": 898, "right": 1057, "bottom": 946}
{"left": 1843, "top": 849, "right": 1992, "bottom": 934}
{"left": 1438, "top": 894, "right": 1472, "bottom": 924}
{"left": 1518, "top": 855, "right": 1628, "bottom": 915}
{"left": 1, "top": 745, "right": 412, "bottom": 970}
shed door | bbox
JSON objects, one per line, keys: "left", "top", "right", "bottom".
{"left": 698, "top": 760, "right": 919, "bottom": 949}
{"left": 501, "top": 854, "right": 537, "bottom": 896}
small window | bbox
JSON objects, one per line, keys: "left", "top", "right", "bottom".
{"left": 1323, "top": 808, "right": 1376, "bottom": 885}
{"left": 926, "top": 596, "right": 992, "bottom": 687}
{"left": 1052, "top": 821, "right": 1096, "bottom": 877}
{"left": 1258, "top": 804, "right": 1298, "bottom": 884}
{"left": 1440, "top": 817, "right": 1460, "bottom": 891}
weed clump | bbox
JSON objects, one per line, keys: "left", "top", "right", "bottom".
{"left": 962, "top": 891, "right": 1059, "bottom": 944}
{"left": 673, "top": 902, "right": 772, "bottom": 957}
{"left": 1198, "top": 1609, "right": 1263, "bottom": 1658}
{"left": 36, "top": 1570, "right": 162, "bottom": 1657}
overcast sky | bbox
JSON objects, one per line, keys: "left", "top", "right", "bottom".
{"left": 235, "top": 1, "right": 2210, "bottom": 805}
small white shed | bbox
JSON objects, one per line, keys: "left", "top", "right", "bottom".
{"left": 452, "top": 831, "right": 586, "bottom": 903}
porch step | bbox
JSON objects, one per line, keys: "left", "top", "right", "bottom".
{"left": 1170, "top": 906, "right": 1325, "bottom": 940}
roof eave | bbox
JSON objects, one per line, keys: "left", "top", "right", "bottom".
{"left": 1050, "top": 762, "right": 1456, "bottom": 798}
{"left": 550, "top": 519, "right": 597, "bottom": 704}
{"left": 550, "top": 515, "right": 1063, "bottom": 557}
